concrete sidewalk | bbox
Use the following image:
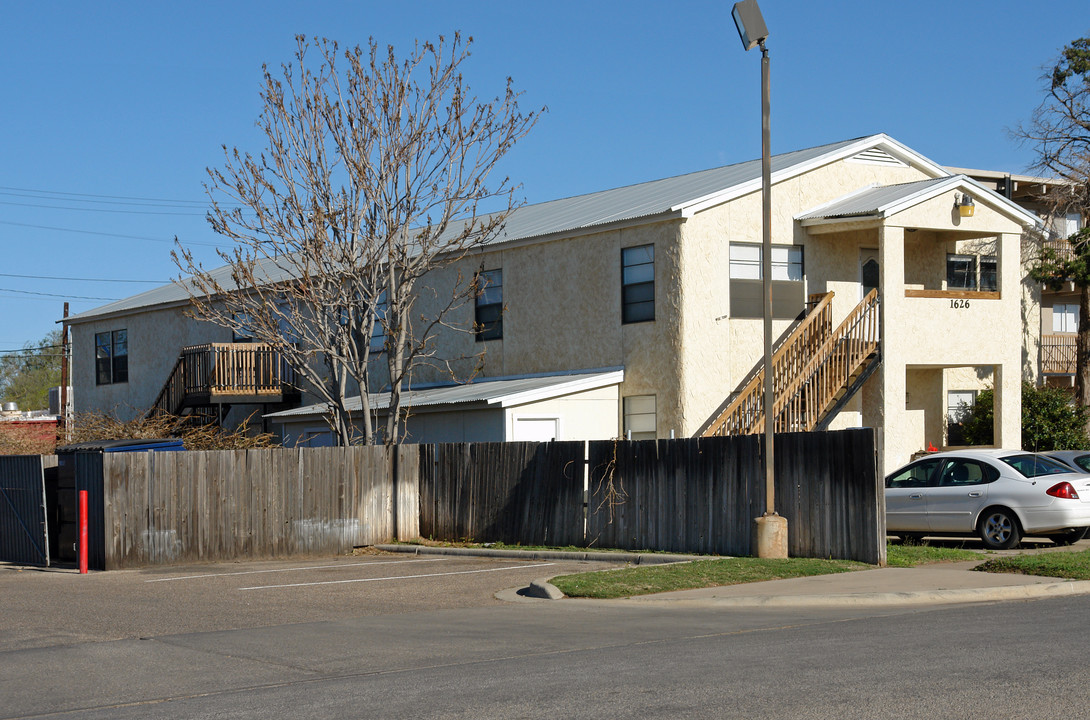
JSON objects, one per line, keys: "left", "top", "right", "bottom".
{"left": 379, "top": 544, "right": 1090, "bottom": 608}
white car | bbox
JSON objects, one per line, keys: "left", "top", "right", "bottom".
{"left": 885, "top": 449, "right": 1090, "bottom": 549}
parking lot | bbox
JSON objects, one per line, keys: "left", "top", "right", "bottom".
{"left": 0, "top": 550, "right": 621, "bottom": 652}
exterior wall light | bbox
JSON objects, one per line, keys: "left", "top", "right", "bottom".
{"left": 956, "top": 193, "right": 976, "bottom": 217}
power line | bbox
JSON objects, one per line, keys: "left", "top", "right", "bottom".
{"left": 0, "top": 199, "right": 199, "bottom": 216}
{"left": 0, "top": 220, "right": 225, "bottom": 247}
{"left": 0, "top": 185, "right": 209, "bottom": 205}
{"left": 0, "top": 287, "right": 118, "bottom": 301}
{"left": 0, "top": 272, "right": 168, "bottom": 284}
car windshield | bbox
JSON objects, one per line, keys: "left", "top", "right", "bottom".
{"left": 1001, "top": 454, "right": 1076, "bottom": 478}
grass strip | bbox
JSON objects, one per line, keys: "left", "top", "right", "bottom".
{"left": 973, "top": 549, "right": 1090, "bottom": 580}
{"left": 550, "top": 557, "right": 866, "bottom": 599}
{"left": 885, "top": 543, "right": 981, "bottom": 567}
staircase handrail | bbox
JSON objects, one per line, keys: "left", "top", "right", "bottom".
{"left": 770, "top": 289, "right": 880, "bottom": 432}
{"left": 703, "top": 292, "right": 835, "bottom": 437}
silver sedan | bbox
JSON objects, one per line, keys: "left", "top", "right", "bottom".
{"left": 885, "top": 449, "right": 1090, "bottom": 549}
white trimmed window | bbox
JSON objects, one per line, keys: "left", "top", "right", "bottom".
{"left": 1054, "top": 303, "right": 1079, "bottom": 333}
{"left": 623, "top": 395, "right": 656, "bottom": 441}
{"left": 729, "top": 243, "right": 803, "bottom": 281}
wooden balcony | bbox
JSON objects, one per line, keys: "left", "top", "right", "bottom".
{"left": 151, "top": 343, "right": 299, "bottom": 418}
{"left": 1042, "top": 334, "right": 1076, "bottom": 375}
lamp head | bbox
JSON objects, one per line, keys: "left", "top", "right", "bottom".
{"left": 732, "top": 0, "right": 769, "bottom": 52}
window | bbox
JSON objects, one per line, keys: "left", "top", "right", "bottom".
{"left": 946, "top": 254, "right": 977, "bottom": 290}
{"left": 474, "top": 270, "right": 503, "bottom": 340}
{"left": 980, "top": 256, "right": 997, "bottom": 291}
{"left": 886, "top": 458, "right": 942, "bottom": 489}
{"left": 622, "top": 245, "right": 654, "bottom": 323}
{"left": 937, "top": 459, "right": 997, "bottom": 486}
{"left": 371, "top": 290, "right": 388, "bottom": 350}
{"left": 232, "top": 312, "right": 255, "bottom": 343}
{"left": 729, "top": 243, "right": 805, "bottom": 318}
{"left": 946, "top": 253, "right": 996, "bottom": 291}
{"left": 1054, "top": 303, "right": 1079, "bottom": 333}
{"left": 95, "top": 329, "right": 128, "bottom": 385}
{"left": 623, "top": 395, "right": 656, "bottom": 440}
{"left": 947, "top": 390, "right": 976, "bottom": 446}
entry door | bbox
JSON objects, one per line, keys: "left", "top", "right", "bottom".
{"left": 860, "top": 249, "right": 879, "bottom": 300}
{"left": 511, "top": 417, "right": 559, "bottom": 442}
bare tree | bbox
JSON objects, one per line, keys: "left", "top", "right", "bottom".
{"left": 174, "top": 34, "right": 538, "bottom": 445}
{"left": 1017, "top": 37, "right": 1090, "bottom": 413}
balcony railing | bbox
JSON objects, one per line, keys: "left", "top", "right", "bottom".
{"left": 150, "top": 343, "right": 298, "bottom": 417}
{"left": 1042, "top": 334, "right": 1076, "bottom": 375}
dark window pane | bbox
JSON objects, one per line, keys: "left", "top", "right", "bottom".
{"left": 623, "top": 301, "right": 655, "bottom": 324}
{"left": 947, "top": 255, "right": 976, "bottom": 290}
{"left": 113, "top": 354, "right": 128, "bottom": 383}
{"left": 980, "top": 257, "right": 997, "bottom": 291}
{"left": 476, "top": 302, "right": 503, "bottom": 341}
{"left": 96, "top": 358, "right": 112, "bottom": 386}
{"left": 623, "top": 282, "right": 654, "bottom": 305}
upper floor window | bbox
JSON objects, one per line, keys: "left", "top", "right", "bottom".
{"left": 475, "top": 270, "right": 503, "bottom": 341}
{"left": 622, "top": 245, "right": 654, "bottom": 323}
{"left": 729, "top": 243, "right": 805, "bottom": 318}
{"left": 371, "top": 290, "right": 388, "bottom": 350}
{"left": 1054, "top": 303, "right": 1079, "bottom": 333}
{"left": 947, "top": 253, "right": 997, "bottom": 291}
{"left": 95, "top": 329, "right": 128, "bottom": 385}
{"left": 232, "top": 312, "right": 256, "bottom": 343}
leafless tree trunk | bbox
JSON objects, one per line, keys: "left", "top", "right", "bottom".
{"left": 173, "top": 34, "right": 538, "bottom": 445}
{"left": 1016, "top": 38, "right": 1090, "bottom": 429}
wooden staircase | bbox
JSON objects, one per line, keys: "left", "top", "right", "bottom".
{"left": 702, "top": 289, "right": 880, "bottom": 437}
{"left": 148, "top": 343, "right": 299, "bottom": 423}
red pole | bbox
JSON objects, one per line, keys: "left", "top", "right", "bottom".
{"left": 78, "top": 490, "right": 88, "bottom": 574}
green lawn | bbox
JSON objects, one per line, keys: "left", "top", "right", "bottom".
{"left": 973, "top": 549, "right": 1090, "bottom": 580}
{"left": 549, "top": 556, "right": 867, "bottom": 599}
{"left": 550, "top": 542, "right": 985, "bottom": 599}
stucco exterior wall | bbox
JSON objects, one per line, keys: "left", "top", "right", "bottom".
{"left": 383, "top": 220, "right": 684, "bottom": 438}
{"left": 504, "top": 385, "right": 620, "bottom": 441}
{"left": 69, "top": 305, "right": 233, "bottom": 421}
{"left": 676, "top": 158, "right": 931, "bottom": 436}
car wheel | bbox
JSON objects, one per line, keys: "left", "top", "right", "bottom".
{"left": 1046, "top": 527, "right": 1088, "bottom": 546}
{"left": 978, "top": 508, "right": 1021, "bottom": 550}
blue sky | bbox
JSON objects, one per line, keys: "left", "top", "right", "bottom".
{"left": 1, "top": 0, "right": 1086, "bottom": 351}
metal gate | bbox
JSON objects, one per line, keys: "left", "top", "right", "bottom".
{"left": 0, "top": 455, "right": 51, "bottom": 566}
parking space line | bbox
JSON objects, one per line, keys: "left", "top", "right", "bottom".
{"left": 238, "top": 562, "right": 556, "bottom": 590}
{"left": 145, "top": 558, "right": 445, "bottom": 583}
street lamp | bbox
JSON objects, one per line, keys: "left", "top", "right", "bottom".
{"left": 732, "top": 0, "right": 788, "bottom": 558}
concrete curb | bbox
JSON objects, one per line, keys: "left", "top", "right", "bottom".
{"left": 524, "top": 578, "right": 565, "bottom": 600}
{"left": 609, "top": 579, "right": 1090, "bottom": 608}
{"left": 374, "top": 544, "right": 709, "bottom": 565}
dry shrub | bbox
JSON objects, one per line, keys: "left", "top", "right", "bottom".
{"left": 0, "top": 421, "right": 58, "bottom": 455}
{"left": 67, "top": 411, "right": 279, "bottom": 451}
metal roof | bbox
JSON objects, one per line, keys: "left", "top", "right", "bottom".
{"left": 67, "top": 137, "right": 878, "bottom": 324}
{"left": 796, "top": 178, "right": 956, "bottom": 220}
{"left": 796, "top": 175, "right": 1042, "bottom": 227}
{"left": 66, "top": 133, "right": 942, "bottom": 325}
{"left": 264, "top": 368, "right": 624, "bottom": 420}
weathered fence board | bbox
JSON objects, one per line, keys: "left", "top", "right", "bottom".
{"left": 419, "top": 442, "right": 585, "bottom": 546}
{"left": 99, "top": 446, "right": 395, "bottom": 569}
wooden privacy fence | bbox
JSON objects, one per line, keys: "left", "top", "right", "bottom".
{"left": 14, "top": 427, "right": 880, "bottom": 569}
{"left": 91, "top": 446, "right": 418, "bottom": 569}
{"left": 420, "top": 428, "right": 883, "bottom": 564}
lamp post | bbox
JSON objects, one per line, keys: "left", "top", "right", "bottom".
{"left": 732, "top": 0, "right": 787, "bottom": 558}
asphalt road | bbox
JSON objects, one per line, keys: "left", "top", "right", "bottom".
{"left": 4, "top": 553, "right": 1090, "bottom": 718}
